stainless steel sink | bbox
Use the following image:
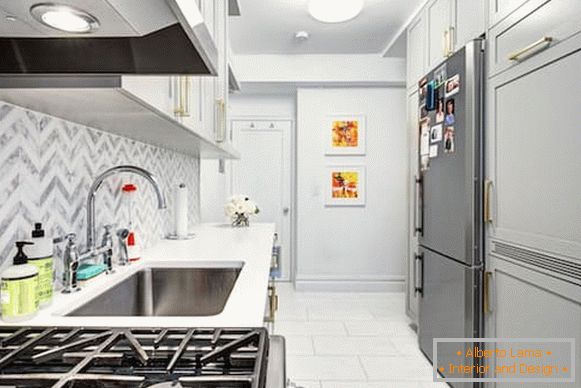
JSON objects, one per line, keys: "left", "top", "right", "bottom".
{"left": 66, "top": 266, "right": 241, "bottom": 317}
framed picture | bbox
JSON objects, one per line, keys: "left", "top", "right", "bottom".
{"left": 325, "top": 115, "right": 366, "bottom": 155}
{"left": 325, "top": 165, "right": 366, "bottom": 207}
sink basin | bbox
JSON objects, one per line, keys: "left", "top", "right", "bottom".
{"left": 66, "top": 266, "right": 241, "bottom": 317}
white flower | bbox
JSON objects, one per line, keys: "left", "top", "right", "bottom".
{"left": 224, "top": 195, "right": 259, "bottom": 218}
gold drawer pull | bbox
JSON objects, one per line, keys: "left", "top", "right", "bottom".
{"left": 509, "top": 36, "right": 553, "bottom": 61}
{"left": 483, "top": 271, "right": 493, "bottom": 315}
{"left": 484, "top": 179, "right": 493, "bottom": 224}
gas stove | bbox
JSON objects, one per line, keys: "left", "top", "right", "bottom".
{"left": 0, "top": 326, "right": 269, "bottom": 388}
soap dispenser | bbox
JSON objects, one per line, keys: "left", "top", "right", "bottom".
{"left": 1, "top": 241, "right": 39, "bottom": 322}
{"left": 26, "top": 223, "right": 54, "bottom": 307}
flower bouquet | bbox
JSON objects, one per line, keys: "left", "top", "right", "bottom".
{"left": 224, "top": 195, "right": 260, "bottom": 227}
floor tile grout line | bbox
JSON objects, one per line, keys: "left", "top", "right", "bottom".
{"left": 356, "top": 354, "right": 370, "bottom": 381}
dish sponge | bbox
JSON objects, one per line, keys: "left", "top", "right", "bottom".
{"left": 77, "top": 264, "right": 107, "bottom": 281}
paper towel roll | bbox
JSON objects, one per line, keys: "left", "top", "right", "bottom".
{"left": 174, "top": 183, "right": 188, "bottom": 238}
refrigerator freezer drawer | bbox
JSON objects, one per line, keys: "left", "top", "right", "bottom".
{"left": 418, "top": 247, "right": 481, "bottom": 370}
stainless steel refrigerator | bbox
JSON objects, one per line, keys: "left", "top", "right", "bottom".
{"left": 414, "top": 39, "right": 484, "bottom": 387}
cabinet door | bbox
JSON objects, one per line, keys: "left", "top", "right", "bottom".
{"left": 427, "top": 0, "right": 453, "bottom": 70}
{"left": 484, "top": 255, "right": 581, "bottom": 387}
{"left": 487, "top": 46, "right": 581, "bottom": 259}
{"left": 488, "top": 0, "right": 528, "bottom": 27}
{"left": 173, "top": 76, "right": 205, "bottom": 134}
{"left": 453, "top": 0, "right": 486, "bottom": 49}
{"left": 406, "top": 14, "right": 426, "bottom": 89}
{"left": 406, "top": 89, "right": 420, "bottom": 323}
{"left": 121, "top": 76, "right": 173, "bottom": 118}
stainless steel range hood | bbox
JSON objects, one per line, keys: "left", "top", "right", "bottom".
{"left": 0, "top": 0, "right": 218, "bottom": 75}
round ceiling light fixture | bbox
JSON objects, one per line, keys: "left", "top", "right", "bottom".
{"left": 30, "top": 3, "right": 100, "bottom": 33}
{"left": 308, "top": 0, "right": 364, "bottom": 23}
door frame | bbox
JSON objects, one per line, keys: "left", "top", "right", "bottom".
{"left": 229, "top": 115, "right": 297, "bottom": 283}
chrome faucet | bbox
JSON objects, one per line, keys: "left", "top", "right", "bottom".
{"left": 55, "top": 165, "right": 167, "bottom": 293}
{"left": 86, "top": 165, "right": 167, "bottom": 250}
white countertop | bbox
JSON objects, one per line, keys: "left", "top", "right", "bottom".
{"left": 0, "top": 223, "right": 275, "bottom": 328}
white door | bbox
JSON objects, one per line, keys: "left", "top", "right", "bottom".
{"left": 231, "top": 120, "right": 293, "bottom": 281}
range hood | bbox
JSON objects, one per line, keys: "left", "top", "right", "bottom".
{"left": 0, "top": 0, "right": 218, "bottom": 75}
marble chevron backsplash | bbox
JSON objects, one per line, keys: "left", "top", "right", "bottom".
{"left": 0, "top": 102, "right": 200, "bottom": 267}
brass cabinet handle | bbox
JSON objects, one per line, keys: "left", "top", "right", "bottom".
{"left": 443, "top": 29, "right": 449, "bottom": 57}
{"left": 484, "top": 179, "right": 493, "bottom": 224}
{"left": 509, "top": 36, "right": 553, "bottom": 61}
{"left": 448, "top": 26, "right": 455, "bottom": 56}
{"left": 483, "top": 271, "right": 493, "bottom": 315}
{"left": 215, "top": 98, "right": 226, "bottom": 142}
{"left": 174, "top": 76, "right": 191, "bottom": 117}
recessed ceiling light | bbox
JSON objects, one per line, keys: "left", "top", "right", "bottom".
{"left": 308, "top": 0, "right": 364, "bottom": 23}
{"left": 30, "top": 3, "right": 100, "bottom": 33}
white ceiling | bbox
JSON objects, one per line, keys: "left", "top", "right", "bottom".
{"left": 229, "top": 0, "right": 423, "bottom": 55}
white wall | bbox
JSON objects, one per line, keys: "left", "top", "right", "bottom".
{"left": 229, "top": 94, "right": 296, "bottom": 118}
{"left": 200, "top": 93, "right": 296, "bottom": 223}
{"left": 234, "top": 55, "right": 406, "bottom": 85}
{"left": 296, "top": 88, "right": 408, "bottom": 291}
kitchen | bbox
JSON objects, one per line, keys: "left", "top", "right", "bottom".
{"left": 0, "top": 0, "right": 579, "bottom": 387}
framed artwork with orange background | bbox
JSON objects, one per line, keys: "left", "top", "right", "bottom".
{"left": 325, "top": 166, "right": 366, "bottom": 206}
{"left": 326, "top": 115, "right": 366, "bottom": 155}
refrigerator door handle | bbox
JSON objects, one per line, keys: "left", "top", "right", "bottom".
{"left": 414, "top": 176, "right": 424, "bottom": 235}
{"left": 414, "top": 253, "right": 424, "bottom": 296}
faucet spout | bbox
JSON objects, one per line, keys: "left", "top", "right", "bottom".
{"left": 86, "top": 165, "right": 167, "bottom": 250}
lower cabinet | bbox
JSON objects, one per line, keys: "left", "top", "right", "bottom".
{"left": 484, "top": 253, "right": 581, "bottom": 387}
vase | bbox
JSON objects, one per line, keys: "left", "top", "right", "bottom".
{"left": 232, "top": 213, "right": 250, "bottom": 227}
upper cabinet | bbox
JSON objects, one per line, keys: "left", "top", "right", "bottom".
{"left": 426, "top": 0, "right": 454, "bottom": 71}
{"left": 454, "top": 0, "right": 487, "bottom": 50}
{"left": 406, "top": 0, "right": 486, "bottom": 88}
{"left": 406, "top": 15, "right": 427, "bottom": 91}
{"left": 488, "top": 0, "right": 528, "bottom": 27}
{"left": 488, "top": 0, "right": 581, "bottom": 78}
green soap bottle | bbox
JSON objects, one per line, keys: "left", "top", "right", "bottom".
{"left": 1, "top": 241, "right": 39, "bottom": 322}
{"left": 26, "top": 223, "right": 54, "bottom": 307}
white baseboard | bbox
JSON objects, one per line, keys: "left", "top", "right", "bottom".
{"left": 294, "top": 278, "right": 405, "bottom": 292}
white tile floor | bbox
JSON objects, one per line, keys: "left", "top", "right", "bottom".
{"left": 272, "top": 283, "right": 449, "bottom": 388}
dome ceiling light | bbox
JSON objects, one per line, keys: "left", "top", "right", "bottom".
{"left": 308, "top": 0, "right": 364, "bottom": 23}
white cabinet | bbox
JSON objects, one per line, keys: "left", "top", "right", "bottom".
{"left": 408, "top": 0, "right": 485, "bottom": 88}
{"left": 484, "top": 25, "right": 581, "bottom": 383}
{"left": 157, "top": 0, "right": 230, "bottom": 142}
{"left": 454, "top": 0, "right": 486, "bottom": 49}
{"left": 483, "top": 254, "right": 581, "bottom": 386}
{"left": 426, "top": 0, "right": 454, "bottom": 70}
{"left": 406, "top": 14, "right": 427, "bottom": 90}
{"left": 488, "top": 0, "right": 581, "bottom": 78}
{"left": 121, "top": 76, "right": 174, "bottom": 118}
{"left": 486, "top": 38, "right": 581, "bottom": 260}
{"left": 488, "top": 0, "right": 528, "bottom": 27}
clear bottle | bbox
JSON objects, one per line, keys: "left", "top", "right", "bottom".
{"left": 1, "top": 241, "right": 39, "bottom": 322}
{"left": 122, "top": 183, "right": 141, "bottom": 261}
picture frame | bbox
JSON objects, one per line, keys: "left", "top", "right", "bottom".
{"left": 325, "top": 165, "right": 366, "bottom": 207}
{"left": 325, "top": 115, "right": 366, "bottom": 155}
